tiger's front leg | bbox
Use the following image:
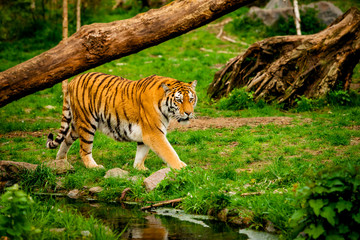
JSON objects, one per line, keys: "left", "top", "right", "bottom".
{"left": 142, "top": 133, "right": 187, "bottom": 170}
{"left": 133, "top": 142, "right": 150, "bottom": 170}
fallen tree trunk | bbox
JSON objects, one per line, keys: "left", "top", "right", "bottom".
{"left": 0, "top": 0, "right": 264, "bottom": 108}
{"left": 208, "top": 7, "right": 360, "bottom": 107}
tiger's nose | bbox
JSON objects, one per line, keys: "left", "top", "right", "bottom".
{"left": 184, "top": 111, "right": 191, "bottom": 116}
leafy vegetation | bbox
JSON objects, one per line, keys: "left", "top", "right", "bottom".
{"left": 0, "top": 184, "right": 40, "bottom": 239}
{"left": 294, "top": 90, "right": 359, "bottom": 112}
{"left": 216, "top": 87, "right": 266, "bottom": 110}
{"left": 289, "top": 166, "right": 360, "bottom": 239}
{"left": 1, "top": 0, "right": 360, "bottom": 239}
{"left": 229, "top": 7, "right": 327, "bottom": 41}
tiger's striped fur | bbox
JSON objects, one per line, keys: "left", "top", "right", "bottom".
{"left": 46, "top": 72, "right": 197, "bottom": 170}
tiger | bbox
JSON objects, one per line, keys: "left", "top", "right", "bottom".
{"left": 46, "top": 72, "right": 197, "bottom": 170}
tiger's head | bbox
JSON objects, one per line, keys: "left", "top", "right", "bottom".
{"left": 161, "top": 80, "right": 197, "bottom": 124}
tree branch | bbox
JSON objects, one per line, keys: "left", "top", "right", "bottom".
{"left": 0, "top": 0, "right": 263, "bottom": 107}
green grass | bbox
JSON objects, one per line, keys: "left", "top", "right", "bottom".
{"left": 28, "top": 198, "right": 121, "bottom": 239}
{"left": 1, "top": 1, "right": 360, "bottom": 239}
{"left": 0, "top": 184, "right": 120, "bottom": 239}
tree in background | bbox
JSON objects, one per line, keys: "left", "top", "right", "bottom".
{"left": 76, "top": 0, "right": 81, "bottom": 31}
{"left": 293, "top": 0, "right": 301, "bottom": 35}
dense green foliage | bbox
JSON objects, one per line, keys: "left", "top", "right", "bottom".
{"left": 0, "top": 184, "right": 40, "bottom": 239}
{"left": 216, "top": 88, "right": 266, "bottom": 110}
{"left": 267, "top": 8, "right": 327, "bottom": 36}
{"left": 1, "top": 0, "right": 360, "bottom": 239}
{"left": 218, "top": 88, "right": 360, "bottom": 112}
{"left": 230, "top": 7, "right": 327, "bottom": 40}
{"left": 290, "top": 166, "right": 360, "bottom": 239}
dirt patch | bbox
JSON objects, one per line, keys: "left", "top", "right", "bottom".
{"left": 0, "top": 130, "right": 47, "bottom": 139}
{"left": 169, "top": 116, "right": 294, "bottom": 131}
{"left": 351, "top": 137, "right": 360, "bottom": 146}
{"left": 345, "top": 125, "right": 360, "bottom": 131}
{"left": 1, "top": 117, "right": 296, "bottom": 138}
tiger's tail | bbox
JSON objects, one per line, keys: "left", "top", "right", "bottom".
{"left": 46, "top": 92, "right": 72, "bottom": 149}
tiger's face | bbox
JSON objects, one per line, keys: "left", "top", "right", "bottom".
{"left": 161, "top": 80, "right": 197, "bottom": 124}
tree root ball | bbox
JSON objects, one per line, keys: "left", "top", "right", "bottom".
{"left": 208, "top": 7, "right": 360, "bottom": 107}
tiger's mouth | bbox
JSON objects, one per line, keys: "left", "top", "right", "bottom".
{"left": 177, "top": 117, "right": 189, "bottom": 123}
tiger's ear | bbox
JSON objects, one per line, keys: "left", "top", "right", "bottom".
{"left": 161, "top": 83, "right": 171, "bottom": 93}
{"left": 190, "top": 80, "right": 197, "bottom": 90}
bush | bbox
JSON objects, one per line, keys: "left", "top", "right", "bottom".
{"left": 295, "top": 96, "right": 324, "bottom": 112}
{"left": 217, "top": 88, "right": 261, "bottom": 110}
{"left": 265, "top": 8, "right": 326, "bottom": 37}
{"left": 327, "top": 90, "right": 351, "bottom": 106}
{"left": 230, "top": 13, "right": 267, "bottom": 39}
{"left": 289, "top": 165, "right": 360, "bottom": 239}
{"left": 230, "top": 8, "right": 327, "bottom": 39}
{"left": 0, "top": 184, "right": 41, "bottom": 239}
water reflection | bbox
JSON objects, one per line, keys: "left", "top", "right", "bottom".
{"left": 126, "top": 215, "right": 168, "bottom": 240}
{"left": 68, "top": 201, "right": 276, "bottom": 240}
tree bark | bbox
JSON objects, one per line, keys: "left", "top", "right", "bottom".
{"left": 207, "top": 7, "right": 360, "bottom": 107}
{"left": 0, "top": 0, "right": 263, "bottom": 108}
{"left": 62, "top": 0, "right": 69, "bottom": 97}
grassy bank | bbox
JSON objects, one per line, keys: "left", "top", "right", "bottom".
{"left": 1, "top": 1, "right": 360, "bottom": 239}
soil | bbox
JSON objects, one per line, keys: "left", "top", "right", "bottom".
{"left": 168, "top": 116, "right": 295, "bottom": 131}
{"left": 0, "top": 116, "right": 297, "bottom": 140}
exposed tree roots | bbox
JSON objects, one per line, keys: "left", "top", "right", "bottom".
{"left": 208, "top": 8, "right": 360, "bottom": 107}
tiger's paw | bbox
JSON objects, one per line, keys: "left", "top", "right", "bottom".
{"left": 134, "top": 163, "right": 149, "bottom": 171}
{"left": 86, "top": 163, "right": 104, "bottom": 169}
{"left": 172, "top": 161, "right": 187, "bottom": 170}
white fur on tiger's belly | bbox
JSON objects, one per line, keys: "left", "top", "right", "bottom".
{"left": 98, "top": 121, "right": 143, "bottom": 143}
{"left": 127, "top": 124, "right": 143, "bottom": 142}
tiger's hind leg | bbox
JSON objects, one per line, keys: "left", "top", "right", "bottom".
{"left": 56, "top": 125, "right": 79, "bottom": 160}
{"left": 78, "top": 124, "right": 104, "bottom": 168}
{"left": 133, "top": 142, "right": 150, "bottom": 171}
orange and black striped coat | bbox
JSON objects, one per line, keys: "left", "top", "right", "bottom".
{"left": 47, "top": 72, "right": 197, "bottom": 170}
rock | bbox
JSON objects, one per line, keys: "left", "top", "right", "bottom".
{"left": 129, "top": 175, "right": 142, "bottom": 183}
{"left": 44, "top": 105, "right": 56, "bottom": 110}
{"left": 248, "top": 1, "right": 342, "bottom": 27}
{"left": 248, "top": 6, "right": 294, "bottom": 26}
{"left": 67, "top": 189, "right": 80, "bottom": 199}
{"left": 305, "top": 1, "right": 343, "bottom": 25}
{"left": 0, "top": 160, "right": 38, "bottom": 180}
{"left": 89, "top": 186, "right": 103, "bottom": 194}
{"left": 45, "top": 159, "right": 74, "bottom": 174}
{"left": 104, "top": 168, "right": 129, "bottom": 179}
{"left": 217, "top": 208, "right": 229, "bottom": 222}
{"left": 55, "top": 178, "right": 65, "bottom": 189}
{"left": 265, "top": 0, "right": 292, "bottom": 9}
{"left": 81, "top": 230, "right": 92, "bottom": 237}
{"left": 265, "top": 220, "right": 277, "bottom": 233}
{"left": 144, "top": 168, "right": 171, "bottom": 192}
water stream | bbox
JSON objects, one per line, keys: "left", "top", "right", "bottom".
{"left": 68, "top": 201, "right": 278, "bottom": 240}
